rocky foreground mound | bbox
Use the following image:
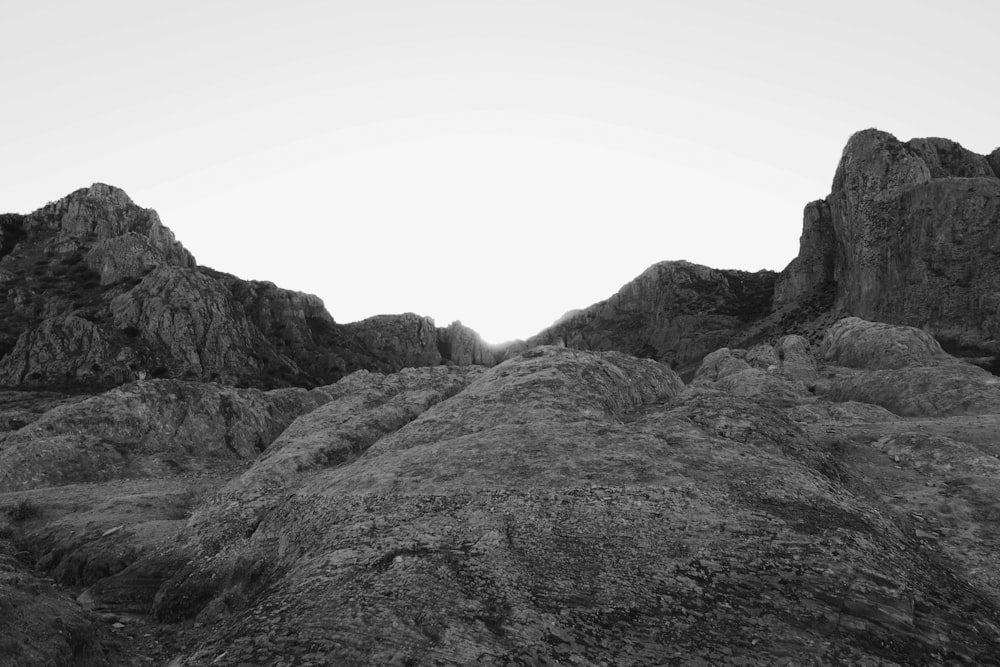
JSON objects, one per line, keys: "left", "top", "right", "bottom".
{"left": 3, "top": 317, "right": 1000, "bottom": 665}
{"left": 0, "top": 185, "right": 498, "bottom": 390}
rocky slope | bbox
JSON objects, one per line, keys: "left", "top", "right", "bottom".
{"left": 0, "top": 185, "right": 500, "bottom": 391}
{"left": 5, "top": 318, "right": 1000, "bottom": 665}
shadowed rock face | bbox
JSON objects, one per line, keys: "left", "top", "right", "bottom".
{"left": 0, "top": 186, "right": 500, "bottom": 391}
{"left": 529, "top": 261, "right": 777, "bottom": 379}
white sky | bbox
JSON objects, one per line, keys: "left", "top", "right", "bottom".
{"left": 2, "top": 1, "right": 997, "bottom": 343}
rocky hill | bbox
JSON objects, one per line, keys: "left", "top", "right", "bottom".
{"left": 532, "top": 129, "right": 1000, "bottom": 377}
{"left": 3, "top": 129, "right": 1000, "bottom": 666}
{"left": 0, "top": 184, "right": 499, "bottom": 391}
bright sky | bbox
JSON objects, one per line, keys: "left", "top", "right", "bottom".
{"left": 2, "top": 1, "right": 997, "bottom": 343}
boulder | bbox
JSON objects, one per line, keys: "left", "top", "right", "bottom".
{"left": 692, "top": 348, "right": 750, "bottom": 383}
{"left": 774, "top": 335, "right": 818, "bottom": 382}
{"left": 819, "top": 317, "right": 954, "bottom": 370}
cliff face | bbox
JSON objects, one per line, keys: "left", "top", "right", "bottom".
{"left": 0, "top": 185, "right": 499, "bottom": 390}
{"left": 776, "top": 129, "right": 1000, "bottom": 362}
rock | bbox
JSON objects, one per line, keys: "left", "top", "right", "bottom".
{"left": 0, "top": 315, "right": 111, "bottom": 386}
{"left": 692, "top": 348, "right": 750, "bottom": 383}
{"left": 529, "top": 261, "right": 777, "bottom": 378}
{"left": 693, "top": 342, "right": 811, "bottom": 407}
{"left": 818, "top": 362, "right": 1000, "bottom": 417}
{"left": 436, "top": 320, "right": 497, "bottom": 366}
{"left": 989, "top": 147, "right": 1000, "bottom": 179}
{"left": 773, "top": 199, "right": 836, "bottom": 310}
{"left": 183, "top": 366, "right": 483, "bottom": 551}
{"left": 0, "top": 379, "right": 329, "bottom": 491}
{"left": 813, "top": 318, "right": 1000, "bottom": 416}
{"left": 744, "top": 343, "right": 778, "bottom": 370}
{"left": 818, "top": 317, "right": 954, "bottom": 370}
{"left": 0, "top": 186, "right": 496, "bottom": 391}
{"left": 47, "top": 183, "right": 195, "bottom": 273}
{"left": 774, "top": 335, "right": 818, "bottom": 382}
{"left": 777, "top": 129, "right": 1000, "bottom": 362}
{"left": 904, "top": 137, "right": 995, "bottom": 179}
{"left": 110, "top": 265, "right": 277, "bottom": 384}
{"left": 341, "top": 313, "right": 443, "bottom": 371}
{"left": 146, "top": 344, "right": 1000, "bottom": 665}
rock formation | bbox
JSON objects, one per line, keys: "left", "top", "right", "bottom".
{"left": 527, "top": 129, "right": 1000, "bottom": 378}
{"left": 0, "top": 185, "right": 501, "bottom": 391}
{"left": 776, "top": 129, "right": 1000, "bottom": 366}
{"left": 4, "top": 322, "right": 999, "bottom": 664}
{"left": 529, "top": 261, "right": 777, "bottom": 379}
{"left": 5, "top": 129, "right": 1000, "bottom": 664}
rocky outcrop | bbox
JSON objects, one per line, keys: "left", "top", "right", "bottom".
{"left": 44, "top": 183, "right": 195, "bottom": 281}
{"left": 530, "top": 130, "right": 1000, "bottom": 377}
{"left": 437, "top": 320, "right": 497, "bottom": 366}
{"left": 0, "top": 379, "right": 331, "bottom": 491}
{"left": 341, "top": 313, "right": 443, "bottom": 370}
{"left": 904, "top": 137, "right": 995, "bottom": 179}
{"left": 818, "top": 317, "right": 955, "bottom": 370}
{"left": 0, "top": 186, "right": 497, "bottom": 390}
{"left": 94, "top": 334, "right": 999, "bottom": 665}
{"left": 110, "top": 266, "right": 278, "bottom": 383}
{"left": 815, "top": 318, "right": 1000, "bottom": 417}
{"left": 529, "top": 261, "right": 777, "bottom": 378}
{"left": 772, "top": 199, "right": 836, "bottom": 309}
{"left": 777, "top": 129, "right": 1000, "bottom": 363}
{"left": 0, "top": 315, "right": 112, "bottom": 386}
{"left": 4, "top": 319, "right": 1000, "bottom": 664}
{"left": 989, "top": 147, "right": 1000, "bottom": 179}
